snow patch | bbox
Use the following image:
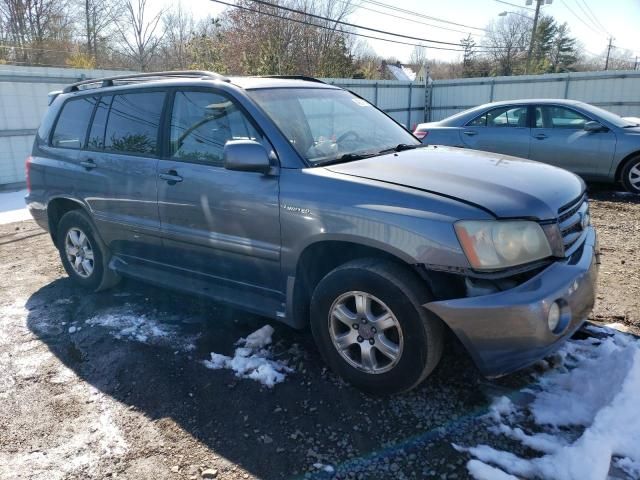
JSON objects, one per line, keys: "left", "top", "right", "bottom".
{"left": 203, "top": 325, "right": 292, "bottom": 387}
{"left": 462, "top": 325, "right": 640, "bottom": 480}
{"left": 85, "top": 307, "right": 197, "bottom": 351}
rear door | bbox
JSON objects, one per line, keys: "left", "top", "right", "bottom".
{"left": 459, "top": 105, "right": 531, "bottom": 158}
{"left": 156, "top": 88, "right": 281, "bottom": 291}
{"left": 77, "top": 90, "right": 166, "bottom": 261}
{"left": 528, "top": 105, "right": 616, "bottom": 177}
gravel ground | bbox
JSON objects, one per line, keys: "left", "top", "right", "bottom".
{"left": 0, "top": 188, "right": 638, "bottom": 480}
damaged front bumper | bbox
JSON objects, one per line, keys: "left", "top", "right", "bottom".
{"left": 424, "top": 226, "right": 600, "bottom": 378}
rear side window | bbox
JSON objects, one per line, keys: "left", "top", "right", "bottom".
{"left": 535, "top": 106, "right": 590, "bottom": 129}
{"left": 87, "top": 96, "right": 112, "bottom": 149}
{"left": 51, "top": 97, "right": 97, "bottom": 149}
{"left": 468, "top": 106, "right": 528, "bottom": 128}
{"left": 104, "top": 92, "right": 165, "bottom": 155}
{"left": 169, "top": 90, "right": 261, "bottom": 167}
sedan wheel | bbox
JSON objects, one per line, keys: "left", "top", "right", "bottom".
{"left": 622, "top": 156, "right": 640, "bottom": 194}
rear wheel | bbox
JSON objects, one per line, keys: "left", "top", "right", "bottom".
{"left": 621, "top": 156, "right": 640, "bottom": 194}
{"left": 56, "top": 210, "right": 120, "bottom": 291}
{"left": 310, "top": 258, "right": 443, "bottom": 394}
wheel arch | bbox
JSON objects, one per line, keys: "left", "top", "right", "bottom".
{"left": 47, "top": 197, "right": 90, "bottom": 244}
{"left": 286, "top": 239, "right": 423, "bottom": 329}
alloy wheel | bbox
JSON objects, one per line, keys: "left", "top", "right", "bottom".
{"left": 64, "top": 227, "right": 94, "bottom": 278}
{"left": 328, "top": 291, "right": 404, "bottom": 374}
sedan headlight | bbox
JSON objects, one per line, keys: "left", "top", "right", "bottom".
{"left": 454, "top": 220, "right": 552, "bottom": 270}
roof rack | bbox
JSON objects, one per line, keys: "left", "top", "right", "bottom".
{"left": 62, "top": 70, "right": 230, "bottom": 93}
{"left": 258, "top": 75, "right": 326, "bottom": 84}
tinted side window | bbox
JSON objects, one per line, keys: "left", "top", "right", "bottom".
{"left": 468, "top": 106, "right": 528, "bottom": 128}
{"left": 170, "top": 91, "right": 261, "bottom": 167}
{"left": 105, "top": 92, "right": 165, "bottom": 155}
{"left": 535, "top": 106, "right": 589, "bottom": 129}
{"left": 51, "top": 96, "right": 97, "bottom": 149}
{"left": 87, "top": 96, "right": 112, "bottom": 149}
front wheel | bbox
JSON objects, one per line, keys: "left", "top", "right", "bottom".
{"left": 621, "top": 156, "right": 640, "bottom": 194}
{"left": 310, "top": 258, "right": 444, "bottom": 394}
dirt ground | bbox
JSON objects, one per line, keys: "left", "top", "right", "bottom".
{"left": 0, "top": 188, "right": 638, "bottom": 480}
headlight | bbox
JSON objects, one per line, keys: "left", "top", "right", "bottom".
{"left": 454, "top": 220, "right": 552, "bottom": 270}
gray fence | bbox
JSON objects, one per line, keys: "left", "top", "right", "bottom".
{"left": 426, "top": 69, "right": 640, "bottom": 121}
{"left": 0, "top": 66, "right": 427, "bottom": 186}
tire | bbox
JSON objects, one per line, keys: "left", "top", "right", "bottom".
{"left": 56, "top": 210, "right": 120, "bottom": 291}
{"left": 621, "top": 156, "right": 640, "bottom": 194}
{"left": 310, "top": 258, "right": 444, "bottom": 394}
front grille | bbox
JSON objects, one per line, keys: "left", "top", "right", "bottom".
{"left": 557, "top": 193, "right": 589, "bottom": 253}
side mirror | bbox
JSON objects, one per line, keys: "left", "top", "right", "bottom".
{"left": 223, "top": 140, "right": 271, "bottom": 174}
{"left": 584, "top": 121, "right": 606, "bottom": 132}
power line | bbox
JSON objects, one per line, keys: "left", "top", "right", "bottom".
{"left": 210, "top": 0, "right": 488, "bottom": 52}
{"left": 573, "top": 0, "right": 609, "bottom": 36}
{"left": 576, "top": 0, "right": 611, "bottom": 36}
{"left": 357, "top": 0, "right": 489, "bottom": 32}
{"left": 239, "top": 0, "right": 499, "bottom": 49}
{"left": 339, "top": 0, "right": 484, "bottom": 37}
{"left": 559, "top": 0, "right": 607, "bottom": 37}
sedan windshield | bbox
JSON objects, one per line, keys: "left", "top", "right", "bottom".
{"left": 248, "top": 88, "right": 420, "bottom": 165}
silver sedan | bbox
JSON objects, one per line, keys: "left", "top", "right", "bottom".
{"left": 414, "top": 99, "right": 640, "bottom": 193}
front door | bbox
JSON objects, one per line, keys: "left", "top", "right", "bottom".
{"left": 157, "top": 89, "right": 281, "bottom": 292}
{"left": 459, "top": 105, "right": 531, "bottom": 158}
{"left": 528, "top": 105, "right": 617, "bottom": 177}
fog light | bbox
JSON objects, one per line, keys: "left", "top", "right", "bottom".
{"left": 548, "top": 302, "right": 561, "bottom": 332}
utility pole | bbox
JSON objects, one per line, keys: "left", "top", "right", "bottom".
{"left": 604, "top": 37, "right": 613, "bottom": 70}
{"left": 525, "top": 0, "right": 543, "bottom": 75}
{"left": 634, "top": 56, "right": 638, "bottom": 71}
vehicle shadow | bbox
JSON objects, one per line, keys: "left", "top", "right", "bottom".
{"left": 587, "top": 183, "right": 640, "bottom": 204}
{"left": 25, "top": 277, "right": 529, "bottom": 479}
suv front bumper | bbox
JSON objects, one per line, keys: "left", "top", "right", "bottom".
{"left": 424, "top": 226, "right": 600, "bottom": 378}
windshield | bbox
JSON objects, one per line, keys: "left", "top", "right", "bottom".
{"left": 248, "top": 88, "right": 420, "bottom": 164}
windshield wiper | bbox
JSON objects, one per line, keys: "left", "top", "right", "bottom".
{"left": 377, "top": 143, "right": 424, "bottom": 155}
{"left": 623, "top": 124, "right": 640, "bottom": 128}
{"left": 313, "top": 152, "right": 377, "bottom": 167}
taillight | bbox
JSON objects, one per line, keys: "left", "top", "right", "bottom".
{"left": 25, "top": 156, "right": 32, "bottom": 192}
{"left": 414, "top": 130, "right": 429, "bottom": 140}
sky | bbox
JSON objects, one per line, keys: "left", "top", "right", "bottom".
{"left": 173, "top": 0, "right": 640, "bottom": 64}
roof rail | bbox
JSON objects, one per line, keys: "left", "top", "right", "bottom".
{"left": 62, "top": 70, "right": 230, "bottom": 93}
{"left": 258, "top": 75, "right": 326, "bottom": 84}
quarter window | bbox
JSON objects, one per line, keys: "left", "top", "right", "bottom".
{"left": 468, "top": 106, "right": 528, "bottom": 128}
{"left": 51, "top": 97, "right": 97, "bottom": 149}
{"left": 104, "top": 92, "right": 165, "bottom": 155}
{"left": 169, "top": 91, "right": 261, "bottom": 167}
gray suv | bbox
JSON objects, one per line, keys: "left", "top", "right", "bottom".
{"left": 26, "top": 71, "right": 599, "bottom": 393}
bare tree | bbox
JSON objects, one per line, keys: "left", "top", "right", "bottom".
{"left": 160, "top": 2, "right": 195, "bottom": 69}
{"left": 0, "top": 0, "right": 73, "bottom": 64}
{"left": 484, "top": 14, "right": 531, "bottom": 76}
{"left": 113, "top": 0, "right": 164, "bottom": 71}
{"left": 79, "top": 0, "right": 122, "bottom": 65}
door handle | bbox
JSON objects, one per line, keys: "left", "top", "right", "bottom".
{"left": 159, "top": 170, "right": 183, "bottom": 184}
{"left": 463, "top": 130, "right": 478, "bottom": 136}
{"left": 534, "top": 133, "right": 548, "bottom": 140}
{"left": 80, "top": 159, "right": 96, "bottom": 170}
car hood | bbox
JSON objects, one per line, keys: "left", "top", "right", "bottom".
{"left": 326, "top": 146, "right": 584, "bottom": 220}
